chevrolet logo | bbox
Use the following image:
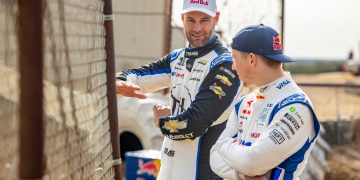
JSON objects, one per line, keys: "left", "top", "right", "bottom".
{"left": 198, "top": 60, "right": 207, "bottom": 65}
{"left": 215, "top": 74, "right": 232, "bottom": 86}
{"left": 163, "top": 120, "right": 188, "bottom": 133}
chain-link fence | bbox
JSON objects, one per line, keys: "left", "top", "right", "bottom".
{"left": 0, "top": 0, "right": 117, "bottom": 179}
{"left": 299, "top": 83, "right": 360, "bottom": 121}
{"left": 299, "top": 83, "right": 360, "bottom": 145}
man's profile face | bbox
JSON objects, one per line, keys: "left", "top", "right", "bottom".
{"left": 182, "top": 11, "right": 219, "bottom": 48}
{"left": 232, "top": 49, "right": 252, "bottom": 87}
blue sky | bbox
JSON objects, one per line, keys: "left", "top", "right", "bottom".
{"left": 173, "top": 0, "right": 360, "bottom": 60}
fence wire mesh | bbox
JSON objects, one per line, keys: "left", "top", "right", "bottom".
{"left": 0, "top": 0, "right": 19, "bottom": 179}
{"left": 43, "top": 0, "right": 113, "bottom": 179}
{"left": 0, "top": 0, "right": 115, "bottom": 179}
{"left": 300, "top": 85, "right": 360, "bottom": 121}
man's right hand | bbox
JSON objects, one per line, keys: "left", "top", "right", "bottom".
{"left": 116, "top": 81, "right": 147, "bottom": 99}
{"left": 244, "top": 170, "right": 271, "bottom": 180}
{"left": 152, "top": 104, "right": 171, "bottom": 128}
{"left": 244, "top": 175, "right": 268, "bottom": 180}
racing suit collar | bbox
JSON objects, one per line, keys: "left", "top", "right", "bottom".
{"left": 256, "top": 72, "right": 292, "bottom": 94}
{"left": 184, "top": 34, "right": 221, "bottom": 59}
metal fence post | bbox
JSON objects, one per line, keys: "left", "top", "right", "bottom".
{"left": 103, "top": 0, "right": 122, "bottom": 179}
{"left": 162, "top": 0, "right": 172, "bottom": 55}
{"left": 18, "top": 0, "right": 45, "bottom": 178}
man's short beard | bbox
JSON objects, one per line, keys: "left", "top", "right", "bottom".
{"left": 186, "top": 30, "right": 214, "bottom": 48}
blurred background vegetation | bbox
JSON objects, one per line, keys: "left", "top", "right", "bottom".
{"left": 285, "top": 60, "right": 344, "bottom": 74}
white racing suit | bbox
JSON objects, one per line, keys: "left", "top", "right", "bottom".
{"left": 117, "top": 35, "right": 242, "bottom": 180}
{"left": 210, "top": 72, "right": 320, "bottom": 180}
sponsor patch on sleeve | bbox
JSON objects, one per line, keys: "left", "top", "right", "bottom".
{"left": 215, "top": 74, "right": 233, "bottom": 86}
{"left": 269, "top": 129, "right": 285, "bottom": 144}
{"left": 209, "top": 82, "right": 226, "bottom": 99}
{"left": 284, "top": 113, "right": 300, "bottom": 130}
{"left": 210, "top": 53, "right": 232, "bottom": 69}
{"left": 162, "top": 120, "right": 188, "bottom": 133}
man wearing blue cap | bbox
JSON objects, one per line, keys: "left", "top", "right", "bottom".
{"left": 116, "top": 0, "right": 241, "bottom": 179}
{"left": 210, "top": 24, "right": 320, "bottom": 180}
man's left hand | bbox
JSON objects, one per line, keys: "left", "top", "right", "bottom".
{"left": 153, "top": 104, "right": 171, "bottom": 128}
{"left": 244, "top": 175, "right": 268, "bottom": 180}
{"left": 244, "top": 170, "right": 271, "bottom": 180}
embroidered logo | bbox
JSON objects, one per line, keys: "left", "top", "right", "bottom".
{"left": 273, "top": 35, "right": 282, "bottom": 50}
{"left": 210, "top": 82, "right": 226, "bottom": 99}
{"left": 163, "top": 120, "right": 188, "bottom": 133}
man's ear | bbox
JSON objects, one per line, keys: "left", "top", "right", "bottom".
{"left": 249, "top": 53, "right": 257, "bottom": 66}
{"left": 214, "top": 12, "right": 220, "bottom": 25}
{"left": 181, "top": 14, "right": 185, "bottom": 22}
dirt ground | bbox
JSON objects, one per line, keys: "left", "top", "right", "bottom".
{"left": 325, "top": 120, "right": 360, "bottom": 180}
{"left": 294, "top": 72, "right": 360, "bottom": 179}
{"left": 293, "top": 72, "right": 360, "bottom": 122}
{"left": 326, "top": 146, "right": 360, "bottom": 180}
{"left": 292, "top": 71, "right": 360, "bottom": 84}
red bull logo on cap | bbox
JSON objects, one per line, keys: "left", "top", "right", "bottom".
{"left": 190, "top": 0, "right": 209, "bottom": 6}
{"left": 137, "top": 159, "right": 161, "bottom": 177}
{"left": 273, "top": 35, "right": 282, "bottom": 51}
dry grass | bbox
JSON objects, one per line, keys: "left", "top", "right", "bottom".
{"left": 293, "top": 73, "right": 360, "bottom": 179}
{"left": 293, "top": 72, "right": 360, "bottom": 122}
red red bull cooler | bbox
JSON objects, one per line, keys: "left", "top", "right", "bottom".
{"left": 125, "top": 149, "right": 161, "bottom": 180}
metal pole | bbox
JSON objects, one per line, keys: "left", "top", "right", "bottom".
{"left": 358, "top": 40, "right": 360, "bottom": 58}
{"left": 280, "top": 0, "right": 285, "bottom": 48}
{"left": 163, "top": 0, "right": 172, "bottom": 55}
{"left": 280, "top": 0, "right": 286, "bottom": 70}
{"left": 18, "top": 0, "right": 45, "bottom": 178}
{"left": 103, "top": 0, "right": 122, "bottom": 179}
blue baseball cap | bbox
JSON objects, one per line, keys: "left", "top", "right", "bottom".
{"left": 231, "top": 24, "right": 295, "bottom": 63}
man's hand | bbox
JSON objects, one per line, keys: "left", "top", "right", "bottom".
{"left": 153, "top": 104, "right": 171, "bottom": 128}
{"left": 244, "top": 175, "right": 268, "bottom": 180}
{"left": 244, "top": 170, "right": 271, "bottom": 180}
{"left": 116, "top": 81, "right": 147, "bottom": 99}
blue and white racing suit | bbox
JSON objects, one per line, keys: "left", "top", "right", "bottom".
{"left": 210, "top": 72, "right": 320, "bottom": 180}
{"left": 117, "top": 35, "right": 242, "bottom": 180}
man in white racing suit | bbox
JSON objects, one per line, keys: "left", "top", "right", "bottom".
{"left": 116, "top": 0, "right": 242, "bottom": 179}
{"left": 210, "top": 24, "right": 320, "bottom": 180}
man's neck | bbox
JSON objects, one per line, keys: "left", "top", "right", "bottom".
{"left": 255, "top": 69, "right": 285, "bottom": 87}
